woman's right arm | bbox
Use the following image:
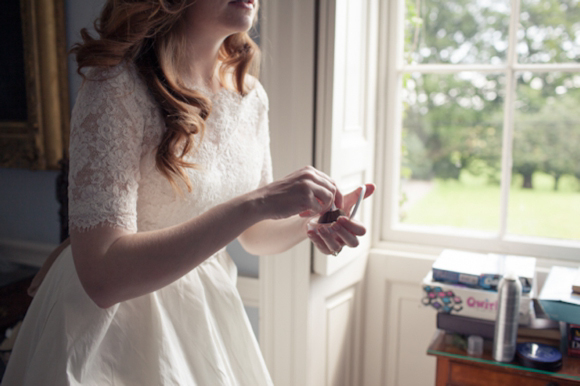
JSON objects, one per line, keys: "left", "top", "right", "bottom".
{"left": 72, "top": 166, "right": 339, "bottom": 309}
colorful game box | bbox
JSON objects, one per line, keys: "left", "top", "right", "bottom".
{"left": 422, "top": 271, "right": 534, "bottom": 325}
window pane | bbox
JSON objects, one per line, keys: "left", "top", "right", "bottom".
{"left": 518, "top": 0, "right": 580, "bottom": 64}
{"left": 509, "top": 72, "right": 580, "bottom": 240}
{"left": 399, "top": 72, "right": 505, "bottom": 231}
{"left": 404, "top": 0, "right": 510, "bottom": 65}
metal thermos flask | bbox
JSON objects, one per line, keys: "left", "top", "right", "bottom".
{"left": 492, "top": 272, "right": 522, "bottom": 362}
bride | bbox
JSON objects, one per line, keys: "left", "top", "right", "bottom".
{"left": 3, "top": 0, "right": 374, "bottom": 384}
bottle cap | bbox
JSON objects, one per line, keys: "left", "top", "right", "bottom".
{"left": 503, "top": 270, "right": 518, "bottom": 281}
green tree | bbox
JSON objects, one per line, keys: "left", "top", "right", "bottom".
{"left": 402, "top": 0, "right": 580, "bottom": 188}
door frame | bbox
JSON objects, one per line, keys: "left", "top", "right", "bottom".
{"left": 258, "top": 1, "right": 318, "bottom": 385}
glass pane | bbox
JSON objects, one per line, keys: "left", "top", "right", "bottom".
{"left": 399, "top": 72, "right": 505, "bottom": 231}
{"left": 509, "top": 72, "right": 580, "bottom": 240}
{"left": 518, "top": 0, "right": 580, "bottom": 64}
{"left": 404, "top": 0, "right": 510, "bottom": 65}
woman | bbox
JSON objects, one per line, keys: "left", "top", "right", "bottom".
{"left": 3, "top": 0, "right": 374, "bottom": 384}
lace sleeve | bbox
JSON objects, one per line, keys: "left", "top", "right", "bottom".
{"left": 68, "top": 66, "right": 147, "bottom": 232}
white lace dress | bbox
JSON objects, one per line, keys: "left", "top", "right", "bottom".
{"left": 2, "top": 64, "right": 274, "bottom": 386}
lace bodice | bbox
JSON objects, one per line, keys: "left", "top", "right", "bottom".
{"left": 68, "top": 64, "right": 272, "bottom": 233}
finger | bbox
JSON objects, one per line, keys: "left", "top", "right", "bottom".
{"left": 307, "top": 230, "right": 332, "bottom": 255}
{"left": 299, "top": 196, "right": 325, "bottom": 217}
{"left": 362, "top": 183, "right": 376, "bottom": 199}
{"left": 342, "top": 183, "right": 376, "bottom": 215}
{"left": 318, "top": 226, "right": 343, "bottom": 252}
{"left": 332, "top": 185, "right": 344, "bottom": 210}
{"left": 295, "top": 182, "right": 329, "bottom": 215}
{"left": 342, "top": 188, "right": 361, "bottom": 214}
{"left": 298, "top": 180, "right": 333, "bottom": 214}
{"left": 302, "top": 167, "right": 343, "bottom": 211}
{"left": 330, "top": 222, "right": 360, "bottom": 248}
{"left": 335, "top": 216, "right": 366, "bottom": 236}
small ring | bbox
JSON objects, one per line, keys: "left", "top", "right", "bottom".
{"left": 332, "top": 251, "right": 339, "bottom": 256}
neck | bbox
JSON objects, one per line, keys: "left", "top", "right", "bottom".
{"left": 181, "top": 29, "right": 227, "bottom": 93}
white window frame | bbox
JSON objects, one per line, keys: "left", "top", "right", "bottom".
{"left": 375, "top": 0, "right": 580, "bottom": 261}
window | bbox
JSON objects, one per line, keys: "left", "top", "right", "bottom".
{"left": 379, "top": 0, "right": 580, "bottom": 259}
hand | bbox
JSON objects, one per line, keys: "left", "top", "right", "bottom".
{"left": 257, "top": 166, "right": 343, "bottom": 220}
{"left": 306, "top": 183, "right": 375, "bottom": 255}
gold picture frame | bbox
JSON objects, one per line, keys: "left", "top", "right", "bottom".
{"left": 0, "top": 0, "right": 69, "bottom": 170}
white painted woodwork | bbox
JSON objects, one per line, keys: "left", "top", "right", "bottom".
{"left": 314, "top": 0, "right": 378, "bottom": 276}
{"left": 259, "top": 0, "right": 317, "bottom": 384}
{"left": 308, "top": 252, "right": 368, "bottom": 386}
{"left": 361, "top": 247, "right": 435, "bottom": 386}
{"left": 306, "top": 0, "right": 378, "bottom": 384}
{"left": 235, "top": 276, "right": 260, "bottom": 308}
{"left": 325, "top": 287, "right": 356, "bottom": 385}
{"left": 260, "top": 0, "right": 378, "bottom": 384}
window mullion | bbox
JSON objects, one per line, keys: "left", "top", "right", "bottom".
{"left": 498, "top": 0, "right": 521, "bottom": 239}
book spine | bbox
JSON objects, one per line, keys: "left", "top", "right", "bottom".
{"left": 568, "top": 324, "right": 580, "bottom": 358}
{"left": 480, "top": 275, "right": 532, "bottom": 294}
{"left": 432, "top": 268, "right": 479, "bottom": 287}
{"left": 436, "top": 313, "right": 495, "bottom": 340}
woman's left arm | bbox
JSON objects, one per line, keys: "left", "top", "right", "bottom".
{"left": 237, "top": 215, "right": 310, "bottom": 255}
{"left": 239, "top": 184, "right": 375, "bottom": 256}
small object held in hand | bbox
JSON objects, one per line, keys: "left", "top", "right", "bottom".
{"left": 318, "top": 208, "right": 347, "bottom": 224}
{"left": 318, "top": 185, "right": 366, "bottom": 224}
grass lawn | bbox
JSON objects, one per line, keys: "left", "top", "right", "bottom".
{"left": 402, "top": 172, "right": 580, "bottom": 240}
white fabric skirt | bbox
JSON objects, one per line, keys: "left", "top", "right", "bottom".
{"left": 2, "top": 246, "right": 272, "bottom": 386}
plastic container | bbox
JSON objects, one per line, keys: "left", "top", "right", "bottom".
{"left": 467, "top": 335, "right": 484, "bottom": 357}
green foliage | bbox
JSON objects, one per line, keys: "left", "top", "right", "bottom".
{"left": 401, "top": 0, "right": 580, "bottom": 188}
{"left": 513, "top": 91, "right": 580, "bottom": 190}
{"left": 519, "top": 0, "right": 580, "bottom": 64}
{"left": 402, "top": 72, "right": 504, "bottom": 181}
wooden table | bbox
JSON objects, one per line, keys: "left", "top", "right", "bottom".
{"left": 428, "top": 330, "right": 580, "bottom": 386}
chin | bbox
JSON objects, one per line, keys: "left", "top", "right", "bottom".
{"left": 224, "top": 18, "right": 255, "bottom": 35}
{"left": 224, "top": 1, "right": 257, "bottom": 32}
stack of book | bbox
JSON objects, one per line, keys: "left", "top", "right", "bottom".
{"left": 422, "top": 249, "right": 541, "bottom": 339}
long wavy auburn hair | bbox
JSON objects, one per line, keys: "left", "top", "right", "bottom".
{"left": 71, "top": 0, "right": 261, "bottom": 192}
